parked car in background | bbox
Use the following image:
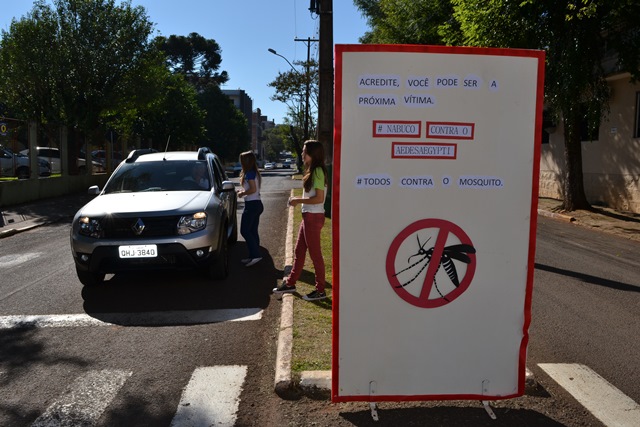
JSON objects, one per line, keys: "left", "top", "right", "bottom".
{"left": 91, "top": 149, "right": 124, "bottom": 169}
{"left": 226, "top": 162, "right": 242, "bottom": 177}
{"left": 21, "top": 147, "right": 104, "bottom": 174}
{"left": 1, "top": 145, "right": 51, "bottom": 179}
{"left": 264, "top": 162, "right": 275, "bottom": 170}
{"left": 70, "top": 147, "right": 238, "bottom": 286}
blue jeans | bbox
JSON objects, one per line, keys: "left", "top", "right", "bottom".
{"left": 241, "top": 200, "right": 264, "bottom": 258}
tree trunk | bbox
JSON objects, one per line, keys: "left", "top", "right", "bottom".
{"left": 288, "top": 126, "right": 304, "bottom": 172}
{"left": 561, "top": 115, "right": 590, "bottom": 211}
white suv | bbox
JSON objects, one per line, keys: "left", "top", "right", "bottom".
{"left": 70, "top": 147, "right": 238, "bottom": 286}
{"left": 0, "top": 145, "right": 51, "bottom": 179}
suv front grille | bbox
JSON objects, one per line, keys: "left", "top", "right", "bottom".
{"left": 102, "top": 215, "right": 180, "bottom": 238}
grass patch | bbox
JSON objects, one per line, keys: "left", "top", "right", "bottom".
{"left": 288, "top": 187, "right": 333, "bottom": 374}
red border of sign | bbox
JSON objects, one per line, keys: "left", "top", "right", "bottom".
{"left": 373, "top": 120, "right": 422, "bottom": 138}
{"left": 332, "top": 44, "right": 544, "bottom": 403}
{"left": 426, "top": 121, "right": 475, "bottom": 140}
{"left": 391, "top": 142, "right": 457, "bottom": 160}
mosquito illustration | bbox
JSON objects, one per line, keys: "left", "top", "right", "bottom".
{"left": 393, "top": 234, "right": 476, "bottom": 301}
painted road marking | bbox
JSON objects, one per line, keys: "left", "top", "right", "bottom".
{"left": 0, "top": 252, "right": 42, "bottom": 268}
{"left": 171, "top": 365, "right": 247, "bottom": 427}
{"left": 0, "top": 308, "right": 263, "bottom": 329}
{"left": 31, "top": 369, "right": 132, "bottom": 427}
{"left": 539, "top": 363, "right": 640, "bottom": 427}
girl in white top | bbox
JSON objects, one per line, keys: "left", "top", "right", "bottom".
{"left": 237, "top": 151, "right": 263, "bottom": 267}
{"left": 274, "top": 140, "right": 328, "bottom": 301}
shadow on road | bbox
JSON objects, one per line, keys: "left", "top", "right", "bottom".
{"left": 80, "top": 243, "right": 284, "bottom": 323}
{"left": 535, "top": 262, "right": 639, "bottom": 293}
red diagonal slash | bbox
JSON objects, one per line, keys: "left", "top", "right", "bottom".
{"left": 419, "top": 228, "right": 450, "bottom": 300}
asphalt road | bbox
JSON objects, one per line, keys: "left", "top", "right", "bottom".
{"left": 0, "top": 171, "right": 298, "bottom": 426}
{"left": 1, "top": 177, "right": 639, "bottom": 426}
{"left": 529, "top": 216, "right": 640, "bottom": 403}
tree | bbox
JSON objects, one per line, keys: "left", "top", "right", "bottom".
{"left": 155, "top": 32, "right": 252, "bottom": 159}
{"left": 268, "top": 58, "right": 318, "bottom": 166}
{"left": 0, "top": 5, "right": 62, "bottom": 124}
{"left": 156, "top": 33, "right": 229, "bottom": 89}
{"left": 356, "top": 0, "right": 640, "bottom": 212}
{"left": 129, "top": 72, "right": 206, "bottom": 150}
{"left": 444, "top": 0, "right": 640, "bottom": 211}
{"left": 261, "top": 125, "right": 290, "bottom": 161}
{"left": 197, "top": 85, "right": 250, "bottom": 162}
{"left": 0, "top": 0, "right": 160, "bottom": 157}
{"left": 354, "top": 0, "right": 455, "bottom": 45}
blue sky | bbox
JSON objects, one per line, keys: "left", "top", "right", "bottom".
{"left": 1, "top": 0, "right": 370, "bottom": 124}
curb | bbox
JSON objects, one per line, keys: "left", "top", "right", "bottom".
{"left": 274, "top": 190, "right": 299, "bottom": 399}
{"left": 537, "top": 208, "right": 575, "bottom": 222}
{"left": 0, "top": 218, "right": 49, "bottom": 239}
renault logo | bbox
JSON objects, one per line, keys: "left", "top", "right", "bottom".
{"left": 132, "top": 218, "right": 146, "bottom": 235}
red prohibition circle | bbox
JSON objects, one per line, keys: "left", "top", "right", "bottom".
{"left": 385, "top": 218, "right": 476, "bottom": 308}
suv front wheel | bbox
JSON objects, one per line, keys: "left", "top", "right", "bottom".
{"left": 76, "top": 266, "right": 105, "bottom": 287}
{"left": 207, "top": 225, "right": 229, "bottom": 280}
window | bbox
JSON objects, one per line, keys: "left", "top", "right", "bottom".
{"left": 635, "top": 92, "right": 640, "bottom": 138}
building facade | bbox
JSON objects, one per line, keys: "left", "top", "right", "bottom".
{"left": 251, "top": 108, "right": 275, "bottom": 160}
{"left": 539, "top": 75, "right": 640, "bottom": 213}
{"left": 222, "top": 89, "right": 253, "bottom": 152}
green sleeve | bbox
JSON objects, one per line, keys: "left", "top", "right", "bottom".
{"left": 313, "top": 168, "right": 325, "bottom": 190}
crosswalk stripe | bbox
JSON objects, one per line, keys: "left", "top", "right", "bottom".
{"left": 171, "top": 365, "right": 247, "bottom": 427}
{"left": 31, "top": 369, "right": 132, "bottom": 427}
{"left": 539, "top": 363, "right": 640, "bottom": 427}
{"left": 0, "top": 252, "right": 42, "bottom": 268}
{"left": 0, "top": 308, "right": 263, "bottom": 329}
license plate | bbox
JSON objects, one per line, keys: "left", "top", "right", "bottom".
{"left": 119, "top": 245, "right": 157, "bottom": 258}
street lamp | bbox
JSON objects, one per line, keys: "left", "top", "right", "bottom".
{"left": 268, "top": 48, "right": 297, "bottom": 74}
{"left": 268, "top": 48, "right": 310, "bottom": 142}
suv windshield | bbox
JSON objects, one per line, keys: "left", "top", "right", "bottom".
{"left": 103, "top": 160, "right": 211, "bottom": 193}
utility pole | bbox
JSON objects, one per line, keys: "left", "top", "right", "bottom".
{"left": 318, "top": 0, "right": 333, "bottom": 165}
{"left": 294, "top": 37, "right": 317, "bottom": 142}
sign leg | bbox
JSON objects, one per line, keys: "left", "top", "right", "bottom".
{"left": 369, "top": 381, "right": 379, "bottom": 421}
{"left": 369, "top": 402, "right": 379, "bottom": 421}
{"left": 482, "top": 400, "right": 497, "bottom": 419}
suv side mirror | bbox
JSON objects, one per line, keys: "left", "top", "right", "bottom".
{"left": 221, "top": 181, "right": 235, "bottom": 192}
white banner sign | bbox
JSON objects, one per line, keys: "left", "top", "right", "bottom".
{"left": 332, "top": 44, "right": 545, "bottom": 402}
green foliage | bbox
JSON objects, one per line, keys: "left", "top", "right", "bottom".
{"left": 197, "top": 85, "right": 250, "bottom": 162}
{"left": 0, "top": 1, "right": 247, "bottom": 158}
{"left": 135, "top": 72, "right": 206, "bottom": 150}
{"left": 354, "top": 0, "right": 640, "bottom": 211}
{"left": 156, "top": 32, "right": 229, "bottom": 89}
{"left": 0, "top": 5, "right": 62, "bottom": 122}
{"left": 0, "top": 0, "right": 158, "bottom": 144}
{"left": 268, "top": 59, "right": 318, "bottom": 140}
{"left": 354, "top": 0, "right": 454, "bottom": 45}
{"left": 262, "top": 124, "right": 291, "bottom": 160}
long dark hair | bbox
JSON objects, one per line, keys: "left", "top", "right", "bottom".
{"left": 239, "top": 151, "right": 261, "bottom": 186}
{"left": 302, "top": 140, "right": 327, "bottom": 192}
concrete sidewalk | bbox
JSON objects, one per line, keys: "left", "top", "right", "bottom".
{"left": 0, "top": 192, "right": 94, "bottom": 238}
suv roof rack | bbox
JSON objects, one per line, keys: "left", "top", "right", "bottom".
{"left": 197, "top": 147, "right": 212, "bottom": 160}
{"left": 126, "top": 148, "right": 158, "bottom": 163}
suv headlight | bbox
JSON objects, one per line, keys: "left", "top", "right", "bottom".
{"left": 177, "top": 212, "right": 207, "bottom": 235}
{"left": 78, "top": 217, "right": 104, "bottom": 238}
